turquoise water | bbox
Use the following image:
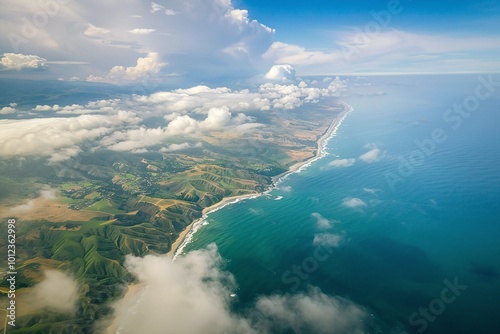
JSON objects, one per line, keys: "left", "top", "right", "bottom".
{"left": 184, "top": 75, "right": 500, "bottom": 333}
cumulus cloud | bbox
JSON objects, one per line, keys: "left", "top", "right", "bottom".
{"left": 108, "top": 244, "right": 366, "bottom": 334}
{"left": 160, "top": 142, "right": 202, "bottom": 152}
{"left": 359, "top": 148, "right": 381, "bottom": 163}
{"left": 0, "top": 107, "right": 16, "bottom": 115}
{"left": 1, "top": 53, "right": 47, "bottom": 70}
{"left": 311, "top": 213, "right": 339, "bottom": 230}
{"left": 264, "top": 64, "right": 296, "bottom": 82}
{"left": 200, "top": 107, "right": 232, "bottom": 130}
{"left": 342, "top": 198, "right": 367, "bottom": 209}
{"left": 0, "top": 111, "right": 141, "bottom": 159}
{"left": 363, "top": 187, "right": 380, "bottom": 195}
{"left": 329, "top": 158, "right": 356, "bottom": 168}
{"left": 313, "top": 233, "right": 344, "bottom": 248}
{"left": 89, "top": 53, "right": 166, "bottom": 83}
{"left": 0, "top": 79, "right": 345, "bottom": 158}
{"left": 87, "top": 52, "right": 167, "bottom": 83}
{"left": 30, "top": 270, "right": 79, "bottom": 314}
{"left": 253, "top": 288, "right": 366, "bottom": 334}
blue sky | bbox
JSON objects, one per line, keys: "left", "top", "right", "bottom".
{"left": 0, "top": 0, "right": 499, "bottom": 83}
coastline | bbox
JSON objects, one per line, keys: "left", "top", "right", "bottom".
{"left": 271, "top": 101, "right": 352, "bottom": 185}
{"left": 108, "top": 101, "right": 353, "bottom": 333}
{"left": 165, "top": 192, "right": 259, "bottom": 258}
{"left": 169, "top": 101, "right": 352, "bottom": 258}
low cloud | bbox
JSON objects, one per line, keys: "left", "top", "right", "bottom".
{"left": 160, "top": 142, "right": 202, "bottom": 152}
{"left": 313, "top": 233, "right": 344, "bottom": 248}
{"left": 0, "top": 106, "right": 16, "bottom": 115}
{"left": 9, "top": 188, "right": 57, "bottom": 213}
{"left": 363, "top": 187, "right": 380, "bottom": 195}
{"left": 10, "top": 200, "right": 35, "bottom": 214}
{"left": 342, "top": 198, "right": 367, "bottom": 209}
{"left": 359, "top": 144, "right": 382, "bottom": 163}
{"left": 200, "top": 107, "right": 233, "bottom": 130}
{"left": 0, "top": 80, "right": 346, "bottom": 159}
{"left": 107, "top": 244, "right": 367, "bottom": 334}
{"left": 253, "top": 288, "right": 366, "bottom": 334}
{"left": 88, "top": 53, "right": 166, "bottom": 83}
{"left": 30, "top": 270, "right": 79, "bottom": 314}
{"left": 264, "top": 64, "right": 296, "bottom": 82}
{"left": 1, "top": 53, "right": 47, "bottom": 71}
{"left": 0, "top": 111, "right": 141, "bottom": 160}
{"left": 311, "top": 212, "right": 339, "bottom": 230}
{"left": 329, "top": 158, "right": 356, "bottom": 168}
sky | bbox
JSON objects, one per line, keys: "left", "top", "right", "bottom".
{"left": 1, "top": 0, "right": 499, "bottom": 84}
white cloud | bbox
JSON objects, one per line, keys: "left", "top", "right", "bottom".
{"left": 30, "top": 270, "right": 79, "bottom": 314}
{"left": 108, "top": 244, "right": 367, "bottom": 334}
{"left": 129, "top": 28, "right": 156, "bottom": 35}
{"left": 311, "top": 212, "right": 339, "bottom": 230}
{"left": 0, "top": 80, "right": 344, "bottom": 158}
{"left": 313, "top": 233, "right": 344, "bottom": 248}
{"left": 0, "top": 106, "right": 16, "bottom": 114}
{"left": 363, "top": 187, "right": 380, "bottom": 195}
{"left": 0, "top": 111, "right": 141, "bottom": 159}
{"left": 90, "top": 52, "right": 166, "bottom": 83}
{"left": 1, "top": 53, "right": 47, "bottom": 70}
{"left": 253, "top": 288, "right": 366, "bottom": 334}
{"left": 264, "top": 64, "right": 296, "bottom": 82}
{"left": 200, "top": 107, "right": 232, "bottom": 130}
{"left": 359, "top": 148, "right": 381, "bottom": 163}
{"left": 329, "top": 158, "right": 356, "bottom": 168}
{"left": 34, "top": 105, "right": 57, "bottom": 112}
{"left": 83, "top": 24, "right": 110, "bottom": 37}
{"left": 10, "top": 200, "right": 35, "bottom": 214}
{"left": 166, "top": 115, "right": 199, "bottom": 135}
{"left": 342, "top": 198, "right": 367, "bottom": 209}
{"left": 160, "top": 142, "right": 202, "bottom": 152}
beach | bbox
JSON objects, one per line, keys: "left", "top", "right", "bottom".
{"left": 108, "top": 102, "right": 352, "bottom": 333}
{"left": 170, "top": 101, "right": 352, "bottom": 258}
{"left": 166, "top": 192, "right": 260, "bottom": 258}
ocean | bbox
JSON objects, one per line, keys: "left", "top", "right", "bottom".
{"left": 182, "top": 74, "right": 500, "bottom": 333}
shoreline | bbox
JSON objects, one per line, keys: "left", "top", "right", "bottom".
{"left": 166, "top": 192, "right": 260, "bottom": 258}
{"left": 169, "top": 101, "right": 352, "bottom": 258}
{"left": 271, "top": 101, "right": 352, "bottom": 185}
{"left": 108, "top": 101, "right": 353, "bottom": 333}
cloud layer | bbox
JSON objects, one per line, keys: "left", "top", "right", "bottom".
{"left": 0, "top": 78, "right": 346, "bottom": 160}
{"left": 108, "top": 244, "right": 366, "bottom": 334}
{"left": 30, "top": 270, "right": 79, "bottom": 314}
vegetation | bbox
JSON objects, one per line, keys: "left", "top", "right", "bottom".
{"left": 0, "top": 104, "right": 341, "bottom": 332}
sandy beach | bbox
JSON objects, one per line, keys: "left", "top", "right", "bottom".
{"left": 165, "top": 192, "right": 259, "bottom": 258}
{"left": 271, "top": 102, "right": 351, "bottom": 184}
{"left": 169, "top": 101, "right": 351, "bottom": 258}
{"left": 108, "top": 102, "right": 352, "bottom": 333}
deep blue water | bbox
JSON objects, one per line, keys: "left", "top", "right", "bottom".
{"left": 184, "top": 74, "right": 500, "bottom": 333}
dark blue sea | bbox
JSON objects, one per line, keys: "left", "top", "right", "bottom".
{"left": 184, "top": 74, "right": 500, "bottom": 333}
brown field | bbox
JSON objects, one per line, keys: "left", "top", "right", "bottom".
{"left": 0, "top": 196, "right": 103, "bottom": 222}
